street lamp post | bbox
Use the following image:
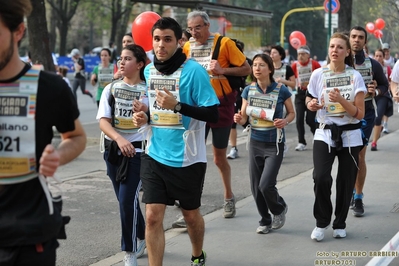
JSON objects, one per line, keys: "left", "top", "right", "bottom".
{"left": 280, "top": 6, "right": 324, "bottom": 48}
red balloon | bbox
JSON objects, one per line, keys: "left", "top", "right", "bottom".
{"left": 375, "top": 18, "right": 385, "bottom": 30}
{"left": 289, "top": 31, "right": 306, "bottom": 50}
{"left": 374, "top": 29, "right": 383, "bottom": 39}
{"left": 132, "top": 11, "right": 161, "bottom": 51}
{"left": 225, "top": 20, "right": 232, "bottom": 31}
{"left": 365, "top": 22, "right": 375, "bottom": 33}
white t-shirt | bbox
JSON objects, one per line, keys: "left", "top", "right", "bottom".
{"left": 307, "top": 66, "right": 367, "bottom": 147}
{"left": 96, "top": 81, "right": 148, "bottom": 143}
{"left": 390, "top": 60, "right": 399, "bottom": 83}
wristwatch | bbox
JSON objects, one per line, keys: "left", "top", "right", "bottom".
{"left": 173, "top": 102, "right": 182, "bottom": 113}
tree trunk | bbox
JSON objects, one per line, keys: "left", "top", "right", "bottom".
{"left": 110, "top": 0, "right": 122, "bottom": 44}
{"left": 58, "top": 22, "right": 69, "bottom": 56}
{"left": 49, "top": 5, "right": 58, "bottom": 53}
{"left": 337, "top": 0, "right": 353, "bottom": 32}
{"left": 46, "top": 0, "right": 82, "bottom": 55}
{"left": 115, "top": 2, "right": 135, "bottom": 50}
{"left": 27, "top": 0, "right": 56, "bottom": 72}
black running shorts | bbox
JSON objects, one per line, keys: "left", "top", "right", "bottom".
{"left": 140, "top": 154, "right": 206, "bottom": 210}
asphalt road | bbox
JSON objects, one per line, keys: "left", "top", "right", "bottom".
{"left": 54, "top": 82, "right": 399, "bottom": 266}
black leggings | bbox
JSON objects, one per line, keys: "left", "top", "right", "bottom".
{"left": 295, "top": 89, "right": 316, "bottom": 145}
{"left": 72, "top": 77, "right": 92, "bottom": 101}
{"left": 375, "top": 96, "right": 390, "bottom": 125}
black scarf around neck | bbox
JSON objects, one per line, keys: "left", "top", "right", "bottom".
{"left": 354, "top": 50, "right": 366, "bottom": 65}
{"left": 153, "top": 48, "right": 186, "bottom": 75}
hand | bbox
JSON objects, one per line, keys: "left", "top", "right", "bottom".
{"left": 116, "top": 137, "right": 136, "bottom": 157}
{"left": 307, "top": 98, "right": 323, "bottom": 111}
{"left": 133, "top": 99, "right": 147, "bottom": 113}
{"left": 233, "top": 111, "right": 242, "bottom": 124}
{"left": 113, "top": 70, "right": 122, "bottom": 80}
{"left": 132, "top": 111, "right": 148, "bottom": 127}
{"left": 328, "top": 88, "right": 344, "bottom": 103}
{"left": 155, "top": 88, "right": 177, "bottom": 110}
{"left": 39, "top": 144, "right": 60, "bottom": 177}
{"left": 90, "top": 76, "right": 97, "bottom": 86}
{"left": 273, "top": 118, "right": 286, "bottom": 129}
{"left": 209, "top": 59, "right": 224, "bottom": 75}
{"left": 367, "top": 80, "right": 377, "bottom": 96}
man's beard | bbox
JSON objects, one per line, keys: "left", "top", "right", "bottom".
{"left": 0, "top": 37, "right": 14, "bottom": 72}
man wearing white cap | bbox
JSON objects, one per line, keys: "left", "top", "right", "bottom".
{"left": 70, "top": 48, "right": 94, "bottom": 103}
{"left": 291, "top": 45, "right": 321, "bottom": 151}
{"left": 382, "top": 43, "right": 397, "bottom": 69}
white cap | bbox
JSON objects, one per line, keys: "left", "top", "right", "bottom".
{"left": 382, "top": 43, "right": 390, "bottom": 50}
{"left": 70, "top": 48, "right": 80, "bottom": 56}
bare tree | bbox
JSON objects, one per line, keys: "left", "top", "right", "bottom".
{"left": 27, "top": 0, "right": 56, "bottom": 72}
{"left": 107, "top": 0, "right": 135, "bottom": 49}
{"left": 47, "top": 0, "right": 82, "bottom": 56}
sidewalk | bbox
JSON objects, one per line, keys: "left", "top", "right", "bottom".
{"left": 90, "top": 130, "right": 399, "bottom": 266}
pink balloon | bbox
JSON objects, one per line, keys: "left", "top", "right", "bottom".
{"left": 374, "top": 29, "right": 383, "bottom": 39}
{"left": 375, "top": 18, "right": 385, "bottom": 30}
{"left": 289, "top": 31, "right": 306, "bottom": 50}
{"left": 365, "top": 22, "right": 375, "bottom": 33}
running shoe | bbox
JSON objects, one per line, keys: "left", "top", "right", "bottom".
{"left": 171, "top": 215, "right": 187, "bottom": 228}
{"left": 272, "top": 205, "right": 288, "bottom": 229}
{"left": 124, "top": 252, "right": 137, "bottom": 266}
{"left": 333, "top": 229, "right": 347, "bottom": 238}
{"left": 227, "top": 147, "right": 238, "bottom": 159}
{"left": 256, "top": 225, "right": 272, "bottom": 234}
{"left": 352, "top": 198, "right": 364, "bottom": 217}
{"left": 295, "top": 143, "right": 307, "bottom": 151}
{"left": 191, "top": 251, "right": 206, "bottom": 266}
{"left": 223, "top": 196, "right": 236, "bottom": 218}
{"left": 371, "top": 142, "right": 377, "bottom": 151}
{"left": 136, "top": 239, "right": 146, "bottom": 258}
{"left": 311, "top": 226, "right": 329, "bottom": 242}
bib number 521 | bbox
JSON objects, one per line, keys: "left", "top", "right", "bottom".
{"left": 0, "top": 136, "right": 20, "bottom": 152}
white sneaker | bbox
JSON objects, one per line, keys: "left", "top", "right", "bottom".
{"left": 256, "top": 225, "right": 271, "bottom": 234}
{"left": 295, "top": 143, "right": 307, "bottom": 151}
{"left": 333, "top": 229, "right": 347, "bottom": 238}
{"left": 171, "top": 215, "right": 187, "bottom": 228}
{"left": 283, "top": 143, "right": 288, "bottom": 157}
{"left": 311, "top": 226, "right": 329, "bottom": 242}
{"left": 227, "top": 147, "right": 238, "bottom": 159}
{"left": 124, "top": 252, "right": 138, "bottom": 266}
{"left": 136, "top": 239, "right": 146, "bottom": 258}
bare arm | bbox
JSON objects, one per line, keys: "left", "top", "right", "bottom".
{"left": 234, "top": 98, "right": 249, "bottom": 125}
{"left": 274, "top": 97, "right": 295, "bottom": 129}
{"left": 211, "top": 60, "right": 251, "bottom": 76}
{"left": 275, "top": 74, "right": 296, "bottom": 90}
{"left": 90, "top": 73, "right": 97, "bottom": 86}
{"left": 391, "top": 81, "right": 399, "bottom": 102}
{"left": 39, "top": 119, "right": 86, "bottom": 176}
